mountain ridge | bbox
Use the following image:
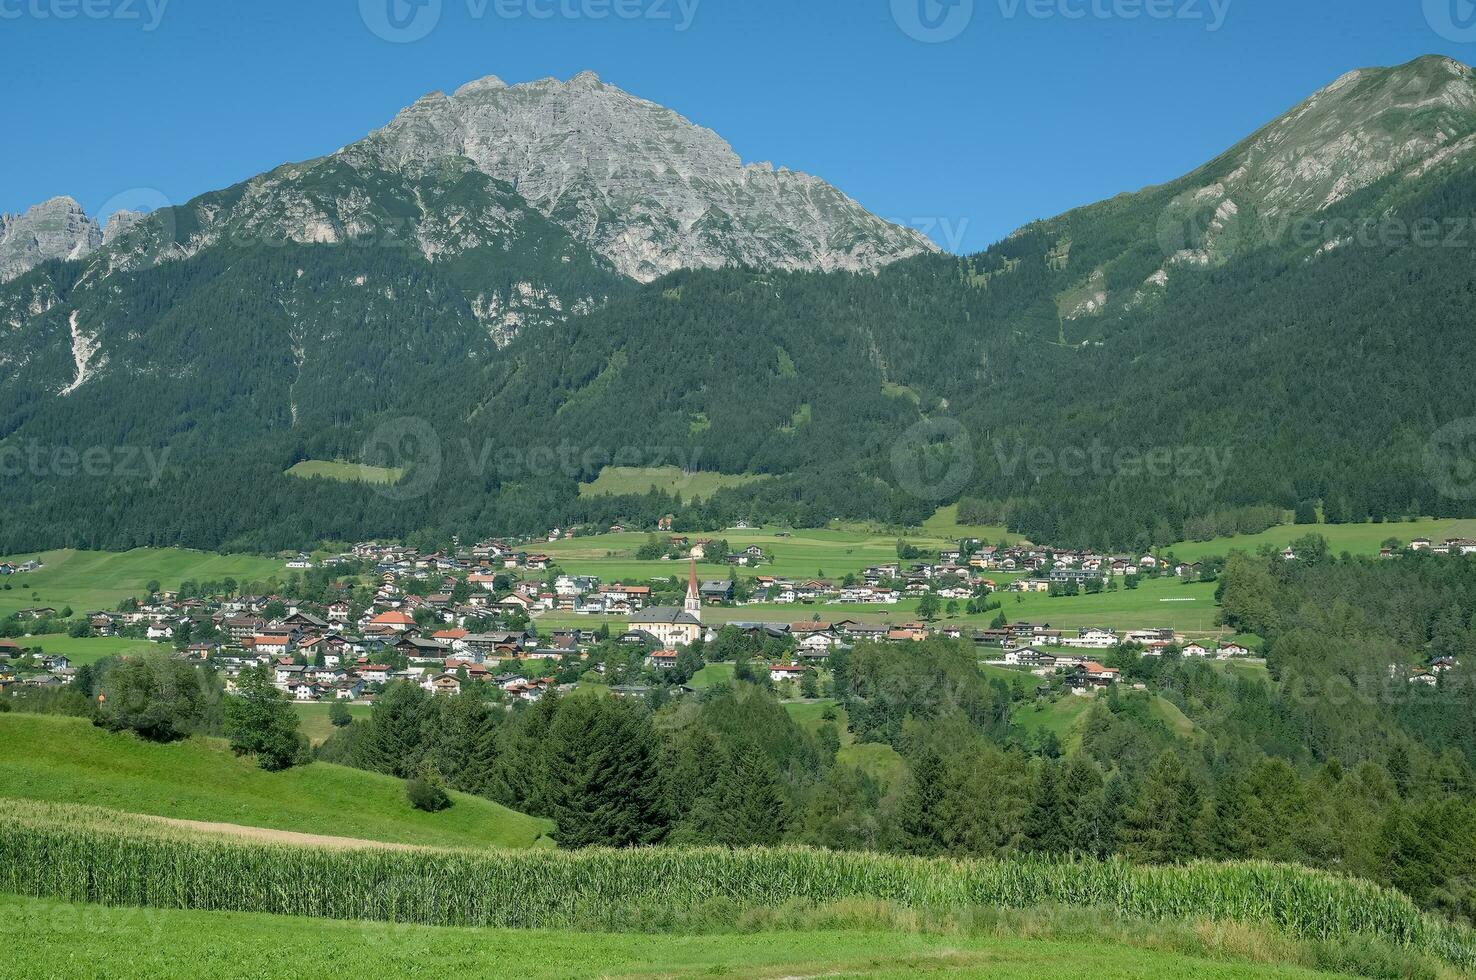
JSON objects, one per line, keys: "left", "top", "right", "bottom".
{"left": 3, "top": 55, "right": 1476, "bottom": 553}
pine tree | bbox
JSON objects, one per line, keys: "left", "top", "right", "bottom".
{"left": 546, "top": 695, "right": 670, "bottom": 848}
{"left": 1024, "top": 760, "right": 1068, "bottom": 854}
{"left": 358, "top": 681, "right": 431, "bottom": 778}
{"left": 1059, "top": 755, "right": 1106, "bottom": 856}
{"left": 1121, "top": 751, "right": 1195, "bottom": 864}
{"left": 899, "top": 748, "right": 947, "bottom": 855}
{"left": 710, "top": 747, "right": 790, "bottom": 847}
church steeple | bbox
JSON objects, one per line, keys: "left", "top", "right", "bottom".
{"left": 684, "top": 556, "right": 701, "bottom": 620}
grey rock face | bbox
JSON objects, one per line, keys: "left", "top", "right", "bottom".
{"left": 348, "top": 71, "right": 938, "bottom": 282}
{"left": 0, "top": 197, "right": 103, "bottom": 282}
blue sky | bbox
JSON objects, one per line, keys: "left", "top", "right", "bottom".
{"left": 3, "top": 0, "right": 1473, "bottom": 253}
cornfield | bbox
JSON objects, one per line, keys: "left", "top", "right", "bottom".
{"left": 2, "top": 799, "right": 1472, "bottom": 968}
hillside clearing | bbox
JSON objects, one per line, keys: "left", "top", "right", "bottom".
{"left": 285, "top": 459, "right": 405, "bottom": 485}
{"left": 578, "top": 465, "right": 768, "bottom": 502}
{"left": 0, "top": 714, "right": 551, "bottom": 849}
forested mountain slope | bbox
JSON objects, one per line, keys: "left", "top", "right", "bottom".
{"left": 3, "top": 57, "right": 1476, "bottom": 552}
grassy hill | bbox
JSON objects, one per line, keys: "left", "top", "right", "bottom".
{"left": 0, "top": 548, "right": 285, "bottom": 619}
{"left": 3, "top": 893, "right": 1346, "bottom": 979}
{"left": 0, "top": 714, "right": 551, "bottom": 849}
{"left": 0, "top": 634, "right": 156, "bottom": 665}
{"left": 1165, "top": 518, "right": 1476, "bottom": 562}
{"left": 579, "top": 465, "right": 769, "bottom": 502}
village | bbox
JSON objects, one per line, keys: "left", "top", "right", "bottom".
{"left": 3, "top": 529, "right": 1469, "bottom": 705}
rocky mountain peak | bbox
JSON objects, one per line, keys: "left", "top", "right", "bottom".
{"left": 0, "top": 196, "right": 104, "bottom": 283}
{"left": 350, "top": 71, "right": 936, "bottom": 281}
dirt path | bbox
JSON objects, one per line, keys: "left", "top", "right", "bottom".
{"left": 135, "top": 814, "right": 425, "bottom": 851}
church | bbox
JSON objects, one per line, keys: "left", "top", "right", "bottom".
{"left": 629, "top": 558, "right": 704, "bottom": 647}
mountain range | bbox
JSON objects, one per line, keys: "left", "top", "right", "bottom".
{"left": 4, "top": 57, "right": 1476, "bottom": 553}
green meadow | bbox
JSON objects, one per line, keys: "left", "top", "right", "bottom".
{"left": 0, "top": 548, "right": 286, "bottom": 619}
{"left": 2, "top": 894, "right": 1347, "bottom": 980}
{"left": 284, "top": 459, "right": 405, "bottom": 485}
{"left": 1165, "top": 518, "right": 1476, "bottom": 562}
{"left": 578, "top": 465, "right": 768, "bottom": 502}
{"left": 0, "top": 714, "right": 550, "bottom": 849}
{"left": 290, "top": 702, "right": 374, "bottom": 745}
{"left": 2, "top": 634, "right": 156, "bottom": 665}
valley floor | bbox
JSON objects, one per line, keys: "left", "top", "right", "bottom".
{"left": 3, "top": 893, "right": 1341, "bottom": 979}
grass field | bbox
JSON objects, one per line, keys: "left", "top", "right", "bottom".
{"left": 540, "top": 515, "right": 1014, "bottom": 585}
{"left": 699, "top": 577, "right": 1223, "bottom": 633}
{"left": 290, "top": 702, "right": 373, "bottom": 745}
{"left": 1014, "top": 695, "right": 1095, "bottom": 742}
{"left": 2, "top": 633, "right": 157, "bottom": 664}
{"left": 8, "top": 797, "right": 1465, "bottom": 972}
{"left": 3, "top": 894, "right": 1351, "bottom": 980}
{"left": 285, "top": 459, "right": 405, "bottom": 485}
{"left": 837, "top": 742, "right": 909, "bottom": 791}
{"left": 0, "top": 548, "right": 285, "bottom": 620}
{"left": 1165, "top": 518, "right": 1476, "bottom": 562}
{"left": 688, "top": 662, "right": 737, "bottom": 688}
{"left": 0, "top": 714, "right": 550, "bottom": 849}
{"left": 579, "top": 465, "right": 768, "bottom": 502}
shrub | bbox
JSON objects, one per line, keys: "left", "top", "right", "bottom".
{"left": 406, "top": 766, "right": 452, "bottom": 813}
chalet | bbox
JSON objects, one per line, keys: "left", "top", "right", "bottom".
{"left": 274, "top": 663, "right": 306, "bottom": 687}
{"left": 357, "top": 664, "right": 392, "bottom": 684}
{"left": 1002, "top": 647, "right": 1055, "bottom": 667}
{"left": 699, "top": 580, "right": 735, "bottom": 604}
{"left": 1217, "top": 642, "right": 1251, "bottom": 659}
{"left": 368, "top": 610, "right": 416, "bottom": 633}
{"left": 1181, "top": 642, "right": 1213, "bottom": 658}
{"left": 499, "top": 593, "right": 535, "bottom": 614}
{"left": 1074, "top": 661, "right": 1121, "bottom": 687}
{"left": 769, "top": 663, "right": 808, "bottom": 684}
{"left": 422, "top": 673, "right": 463, "bottom": 697}
{"left": 792, "top": 623, "right": 842, "bottom": 651}
{"left": 253, "top": 634, "right": 292, "bottom": 657}
{"left": 1063, "top": 627, "right": 1118, "bottom": 649}
{"left": 647, "top": 649, "right": 680, "bottom": 670}
{"left": 146, "top": 624, "right": 176, "bottom": 642}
